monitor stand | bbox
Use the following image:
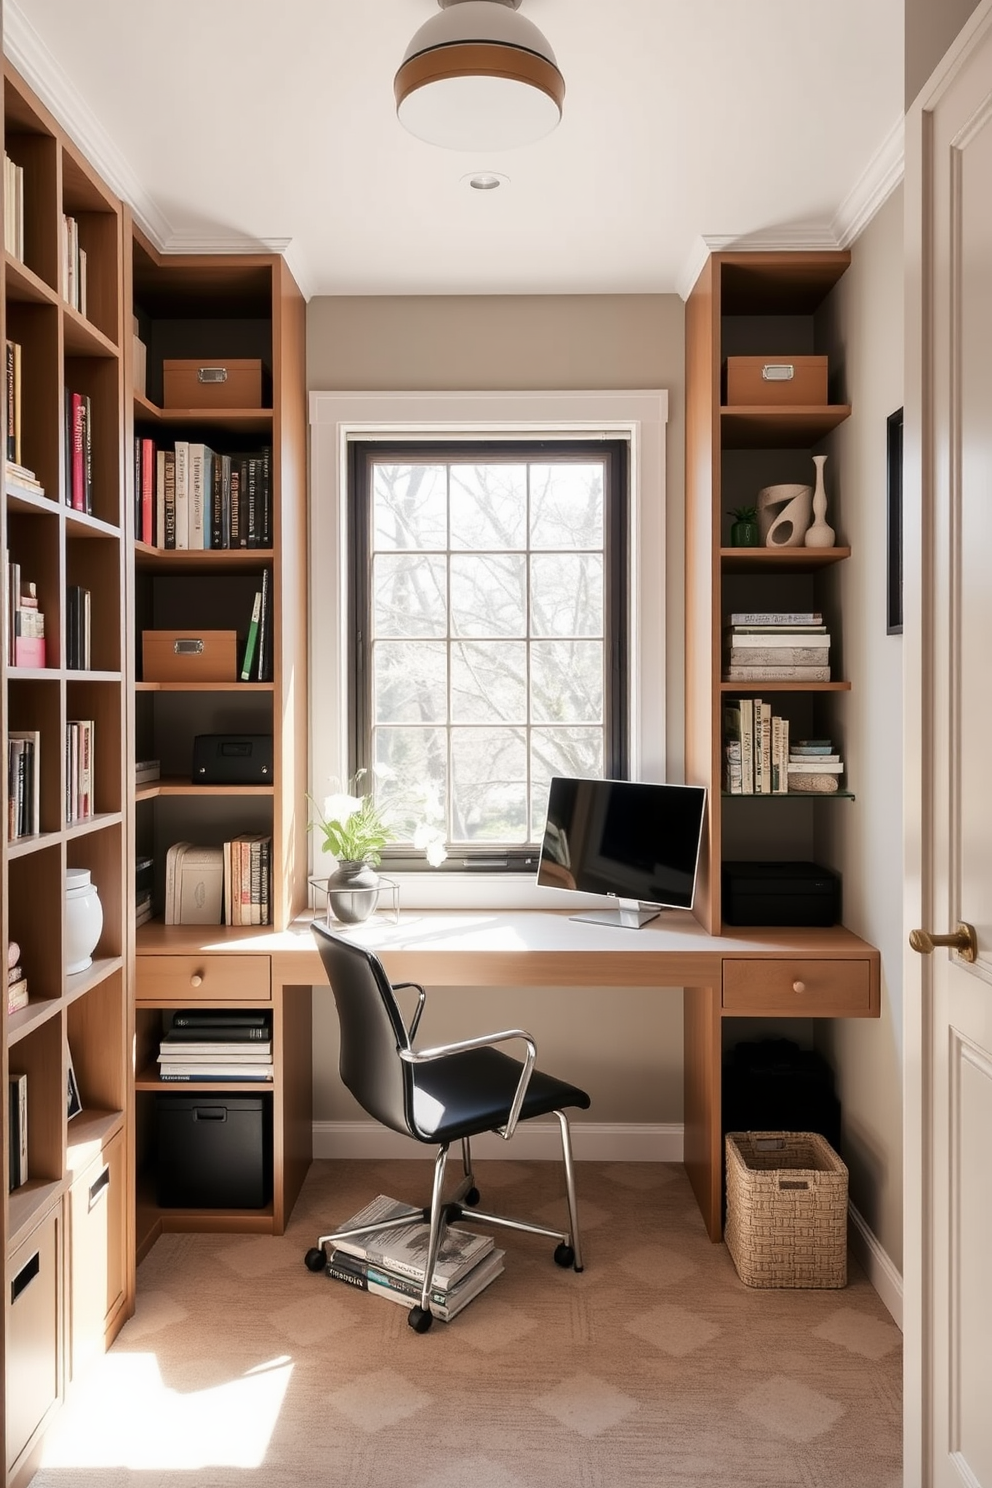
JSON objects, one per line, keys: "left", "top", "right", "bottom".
{"left": 569, "top": 898, "right": 661, "bottom": 929}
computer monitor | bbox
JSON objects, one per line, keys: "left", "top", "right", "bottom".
{"left": 536, "top": 776, "right": 707, "bottom": 928}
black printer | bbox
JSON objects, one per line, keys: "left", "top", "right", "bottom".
{"left": 721, "top": 860, "right": 841, "bottom": 927}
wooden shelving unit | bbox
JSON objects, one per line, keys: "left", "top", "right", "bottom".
{"left": 126, "top": 227, "right": 309, "bottom": 1259}
{"left": 2, "top": 59, "right": 129, "bottom": 1486}
{"left": 685, "top": 250, "right": 856, "bottom": 934}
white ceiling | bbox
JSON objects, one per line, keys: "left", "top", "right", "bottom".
{"left": 6, "top": 0, "right": 904, "bottom": 301}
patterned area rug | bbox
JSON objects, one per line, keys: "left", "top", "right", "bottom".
{"left": 34, "top": 1158, "right": 902, "bottom": 1487}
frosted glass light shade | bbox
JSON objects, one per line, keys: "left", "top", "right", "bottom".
{"left": 395, "top": 1, "right": 565, "bottom": 151}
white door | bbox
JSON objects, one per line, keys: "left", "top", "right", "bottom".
{"left": 907, "top": 6, "right": 992, "bottom": 1484}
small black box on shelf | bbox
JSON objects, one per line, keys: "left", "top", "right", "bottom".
{"left": 721, "top": 860, "right": 841, "bottom": 927}
{"left": 155, "top": 1094, "right": 272, "bottom": 1208}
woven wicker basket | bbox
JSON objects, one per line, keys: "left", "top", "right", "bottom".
{"left": 724, "top": 1131, "right": 848, "bottom": 1288}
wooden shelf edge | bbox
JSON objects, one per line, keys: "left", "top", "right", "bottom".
{"left": 719, "top": 680, "right": 851, "bottom": 692}
{"left": 6, "top": 994, "right": 63, "bottom": 1045}
{"left": 134, "top": 679, "right": 274, "bottom": 693}
{"left": 6, "top": 1177, "right": 65, "bottom": 1254}
{"left": 138, "top": 779, "right": 274, "bottom": 798}
{"left": 66, "top": 1108, "right": 126, "bottom": 1174}
{"left": 65, "top": 955, "right": 124, "bottom": 1004}
{"left": 722, "top": 791, "right": 856, "bottom": 801}
{"left": 133, "top": 542, "right": 274, "bottom": 571}
{"left": 720, "top": 546, "right": 851, "bottom": 570}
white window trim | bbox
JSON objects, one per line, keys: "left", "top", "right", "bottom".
{"left": 309, "top": 388, "right": 669, "bottom": 910}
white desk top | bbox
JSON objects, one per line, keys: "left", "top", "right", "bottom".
{"left": 135, "top": 909, "right": 878, "bottom": 989}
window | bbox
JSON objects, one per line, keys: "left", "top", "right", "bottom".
{"left": 349, "top": 441, "right": 628, "bottom": 870}
{"left": 308, "top": 388, "right": 668, "bottom": 903}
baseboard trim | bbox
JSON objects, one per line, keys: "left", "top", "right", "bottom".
{"left": 312, "top": 1121, "right": 684, "bottom": 1164}
{"left": 848, "top": 1199, "right": 903, "bottom": 1329}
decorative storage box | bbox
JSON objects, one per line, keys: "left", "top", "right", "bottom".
{"left": 724, "top": 355, "right": 828, "bottom": 407}
{"left": 155, "top": 1094, "right": 272, "bottom": 1208}
{"left": 142, "top": 629, "right": 238, "bottom": 683}
{"left": 162, "top": 358, "right": 263, "bottom": 410}
{"left": 724, "top": 1131, "right": 848, "bottom": 1288}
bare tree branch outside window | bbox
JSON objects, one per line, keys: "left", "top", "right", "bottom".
{"left": 349, "top": 442, "right": 628, "bottom": 870}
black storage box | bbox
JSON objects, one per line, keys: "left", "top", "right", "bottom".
{"left": 722, "top": 860, "right": 841, "bottom": 927}
{"left": 155, "top": 1094, "right": 272, "bottom": 1208}
{"left": 723, "top": 1038, "right": 842, "bottom": 1153}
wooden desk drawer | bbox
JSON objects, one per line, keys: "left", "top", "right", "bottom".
{"left": 722, "top": 958, "right": 872, "bottom": 1015}
{"left": 135, "top": 954, "right": 271, "bottom": 1003}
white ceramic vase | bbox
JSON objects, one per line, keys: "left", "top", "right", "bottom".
{"left": 804, "top": 455, "right": 836, "bottom": 547}
{"left": 65, "top": 868, "right": 103, "bottom": 974}
{"left": 756, "top": 483, "right": 813, "bottom": 547}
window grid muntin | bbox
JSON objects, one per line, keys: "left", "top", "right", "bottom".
{"left": 351, "top": 439, "right": 628, "bottom": 869}
{"left": 370, "top": 455, "right": 606, "bottom": 849}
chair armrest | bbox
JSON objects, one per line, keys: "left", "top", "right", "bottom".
{"left": 400, "top": 1028, "right": 537, "bottom": 1140}
{"left": 392, "top": 981, "right": 427, "bottom": 1041}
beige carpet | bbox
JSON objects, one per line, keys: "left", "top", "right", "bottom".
{"left": 34, "top": 1158, "right": 902, "bottom": 1488}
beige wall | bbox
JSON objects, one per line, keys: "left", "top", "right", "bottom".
{"left": 905, "top": 0, "right": 982, "bottom": 104}
{"left": 306, "top": 293, "right": 688, "bottom": 1127}
{"left": 817, "top": 186, "right": 905, "bottom": 1267}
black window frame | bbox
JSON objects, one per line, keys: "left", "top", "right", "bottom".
{"left": 347, "top": 437, "right": 630, "bottom": 872}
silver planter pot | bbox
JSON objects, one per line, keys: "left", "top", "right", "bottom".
{"left": 327, "top": 860, "right": 380, "bottom": 924}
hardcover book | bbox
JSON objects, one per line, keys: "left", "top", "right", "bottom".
{"left": 332, "top": 1193, "right": 494, "bottom": 1290}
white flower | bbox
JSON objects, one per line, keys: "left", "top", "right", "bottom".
{"left": 413, "top": 823, "right": 448, "bottom": 867}
{"left": 323, "top": 792, "right": 362, "bottom": 825}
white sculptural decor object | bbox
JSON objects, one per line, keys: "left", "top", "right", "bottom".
{"left": 804, "top": 454, "right": 836, "bottom": 547}
{"left": 756, "top": 483, "right": 813, "bottom": 548}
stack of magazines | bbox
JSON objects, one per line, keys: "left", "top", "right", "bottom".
{"left": 158, "top": 1010, "right": 273, "bottom": 1082}
{"left": 325, "top": 1193, "right": 504, "bottom": 1322}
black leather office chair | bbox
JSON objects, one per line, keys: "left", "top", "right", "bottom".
{"left": 304, "top": 920, "right": 591, "bottom": 1331}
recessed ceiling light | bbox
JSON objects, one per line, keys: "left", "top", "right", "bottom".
{"left": 463, "top": 172, "right": 509, "bottom": 190}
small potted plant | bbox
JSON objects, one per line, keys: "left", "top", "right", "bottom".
{"left": 308, "top": 771, "right": 447, "bottom": 923}
{"left": 727, "top": 504, "right": 760, "bottom": 547}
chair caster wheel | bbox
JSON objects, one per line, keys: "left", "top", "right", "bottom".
{"left": 465, "top": 1187, "right": 480, "bottom": 1206}
{"left": 408, "top": 1306, "right": 433, "bottom": 1333}
{"left": 304, "top": 1247, "right": 326, "bottom": 1272}
{"left": 554, "top": 1243, "right": 575, "bottom": 1268}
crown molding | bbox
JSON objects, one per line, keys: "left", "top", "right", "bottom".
{"left": 832, "top": 113, "right": 905, "bottom": 247}
{"left": 3, "top": 0, "right": 172, "bottom": 248}
{"left": 677, "top": 226, "right": 840, "bottom": 300}
{"left": 160, "top": 232, "right": 313, "bottom": 301}
{"left": 677, "top": 113, "right": 906, "bottom": 299}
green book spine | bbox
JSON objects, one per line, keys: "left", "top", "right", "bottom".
{"left": 240, "top": 589, "right": 262, "bottom": 681}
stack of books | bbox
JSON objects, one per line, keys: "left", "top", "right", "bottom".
{"left": 7, "top": 729, "right": 39, "bottom": 838}
{"left": 723, "top": 611, "right": 831, "bottom": 683}
{"left": 723, "top": 697, "right": 790, "bottom": 794}
{"left": 158, "top": 1010, "right": 273, "bottom": 1082}
{"left": 135, "top": 854, "right": 154, "bottom": 928}
{"left": 4, "top": 152, "right": 24, "bottom": 261}
{"left": 324, "top": 1193, "right": 504, "bottom": 1322}
{"left": 134, "top": 438, "right": 272, "bottom": 552}
{"left": 786, "top": 738, "right": 845, "bottom": 794}
{"left": 7, "top": 940, "right": 28, "bottom": 1015}
{"left": 8, "top": 1072, "right": 27, "bottom": 1191}
{"left": 65, "top": 719, "right": 94, "bottom": 823}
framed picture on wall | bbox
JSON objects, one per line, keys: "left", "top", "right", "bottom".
{"left": 887, "top": 407, "right": 904, "bottom": 635}
{"left": 66, "top": 1043, "right": 82, "bottom": 1119}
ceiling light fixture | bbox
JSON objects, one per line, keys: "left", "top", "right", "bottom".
{"left": 394, "top": 0, "right": 565, "bottom": 152}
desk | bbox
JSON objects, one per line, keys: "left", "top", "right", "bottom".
{"left": 135, "top": 910, "right": 880, "bottom": 1247}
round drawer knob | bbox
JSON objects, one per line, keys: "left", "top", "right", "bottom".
{"left": 190, "top": 973, "right": 203, "bottom": 988}
{"left": 792, "top": 979, "right": 806, "bottom": 994}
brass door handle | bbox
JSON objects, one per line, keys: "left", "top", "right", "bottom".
{"left": 908, "top": 922, "right": 978, "bottom": 962}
